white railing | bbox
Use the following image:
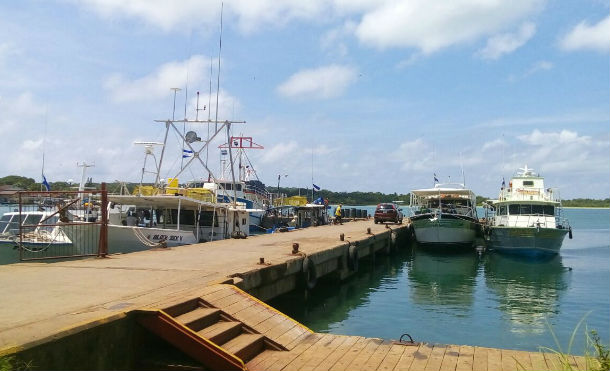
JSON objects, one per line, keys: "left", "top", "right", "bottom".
{"left": 499, "top": 187, "right": 561, "bottom": 203}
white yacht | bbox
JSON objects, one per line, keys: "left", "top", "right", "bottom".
{"left": 483, "top": 165, "right": 572, "bottom": 256}
{"left": 409, "top": 183, "right": 479, "bottom": 248}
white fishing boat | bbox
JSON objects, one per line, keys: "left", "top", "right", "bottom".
{"left": 409, "top": 183, "right": 480, "bottom": 248}
{"left": 483, "top": 165, "right": 572, "bottom": 256}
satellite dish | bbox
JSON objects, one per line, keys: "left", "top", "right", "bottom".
{"left": 185, "top": 131, "right": 201, "bottom": 143}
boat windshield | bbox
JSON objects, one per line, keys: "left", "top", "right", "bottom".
{"left": 508, "top": 204, "right": 554, "bottom": 216}
{"left": 0, "top": 214, "right": 13, "bottom": 233}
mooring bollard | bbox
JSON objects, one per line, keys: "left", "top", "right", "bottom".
{"left": 259, "top": 257, "right": 265, "bottom": 264}
{"left": 367, "top": 227, "right": 371, "bottom": 234}
{"left": 340, "top": 233, "right": 345, "bottom": 241}
{"left": 292, "top": 242, "right": 299, "bottom": 254}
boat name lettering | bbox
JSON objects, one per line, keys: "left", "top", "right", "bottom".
{"left": 151, "top": 234, "right": 183, "bottom": 241}
{"left": 516, "top": 188, "right": 539, "bottom": 195}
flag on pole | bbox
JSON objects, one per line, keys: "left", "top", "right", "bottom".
{"left": 434, "top": 173, "right": 439, "bottom": 183}
{"left": 42, "top": 174, "right": 51, "bottom": 191}
{"left": 313, "top": 183, "right": 320, "bottom": 191}
{"left": 501, "top": 177, "right": 505, "bottom": 188}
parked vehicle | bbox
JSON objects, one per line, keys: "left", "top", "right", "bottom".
{"left": 374, "top": 203, "right": 403, "bottom": 224}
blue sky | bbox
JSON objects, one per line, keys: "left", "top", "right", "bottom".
{"left": 0, "top": 0, "right": 608, "bottom": 199}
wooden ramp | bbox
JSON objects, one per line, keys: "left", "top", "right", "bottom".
{"left": 147, "top": 284, "right": 592, "bottom": 371}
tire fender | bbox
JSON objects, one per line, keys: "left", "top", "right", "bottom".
{"left": 348, "top": 244, "right": 359, "bottom": 272}
{"left": 302, "top": 256, "right": 318, "bottom": 290}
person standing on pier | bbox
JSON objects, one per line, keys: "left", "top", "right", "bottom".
{"left": 335, "top": 204, "right": 343, "bottom": 225}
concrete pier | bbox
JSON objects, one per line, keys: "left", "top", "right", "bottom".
{"left": 0, "top": 220, "right": 592, "bottom": 370}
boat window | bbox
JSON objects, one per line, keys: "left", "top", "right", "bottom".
{"left": 0, "top": 214, "right": 12, "bottom": 233}
{"left": 544, "top": 205, "right": 555, "bottom": 216}
{"left": 236, "top": 184, "right": 242, "bottom": 191}
{"left": 531, "top": 205, "right": 544, "bottom": 215}
{"left": 523, "top": 180, "right": 534, "bottom": 187}
{"left": 198, "top": 211, "right": 219, "bottom": 227}
{"left": 224, "top": 183, "right": 232, "bottom": 190}
{"left": 509, "top": 204, "right": 520, "bottom": 215}
{"left": 498, "top": 205, "right": 507, "bottom": 215}
{"left": 519, "top": 204, "right": 532, "bottom": 215}
{"left": 169, "top": 209, "right": 196, "bottom": 225}
{"left": 23, "top": 214, "right": 43, "bottom": 232}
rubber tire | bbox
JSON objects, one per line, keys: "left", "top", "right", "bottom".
{"left": 302, "top": 257, "right": 317, "bottom": 290}
{"left": 348, "top": 244, "right": 359, "bottom": 272}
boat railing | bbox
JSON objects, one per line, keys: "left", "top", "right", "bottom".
{"left": 498, "top": 187, "right": 561, "bottom": 202}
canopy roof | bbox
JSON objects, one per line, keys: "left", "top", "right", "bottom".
{"left": 410, "top": 187, "right": 475, "bottom": 197}
{"left": 108, "top": 194, "right": 229, "bottom": 210}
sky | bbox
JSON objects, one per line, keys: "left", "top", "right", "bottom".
{"left": 0, "top": 0, "right": 608, "bottom": 199}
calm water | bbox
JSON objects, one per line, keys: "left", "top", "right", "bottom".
{"left": 270, "top": 208, "right": 610, "bottom": 354}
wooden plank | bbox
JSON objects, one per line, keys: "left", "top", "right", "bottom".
{"left": 376, "top": 344, "right": 407, "bottom": 371}
{"left": 286, "top": 331, "right": 317, "bottom": 350}
{"left": 455, "top": 345, "right": 475, "bottom": 371}
{"left": 363, "top": 341, "right": 393, "bottom": 370}
{"left": 256, "top": 313, "right": 289, "bottom": 335}
{"left": 511, "top": 350, "right": 534, "bottom": 371}
{"left": 439, "top": 344, "right": 460, "bottom": 371}
{"left": 201, "top": 285, "right": 237, "bottom": 302}
{"left": 328, "top": 337, "right": 370, "bottom": 371}
{"left": 205, "top": 291, "right": 243, "bottom": 308}
{"left": 265, "top": 319, "right": 299, "bottom": 340}
{"left": 282, "top": 334, "right": 335, "bottom": 371}
{"left": 472, "top": 347, "right": 488, "bottom": 371}
{"left": 275, "top": 323, "right": 310, "bottom": 347}
{"left": 424, "top": 344, "right": 447, "bottom": 371}
{"left": 313, "top": 335, "right": 361, "bottom": 371}
{"left": 222, "top": 295, "right": 257, "bottom": 315}
{"left": 298, "top": 334, "right": 348, "bottom": 371}
{"left": 406, "top": 343, "right": 434, "bottom": 371}
{"left": 500, "top": 349, "right": 518, "bottom": 371}
{"left": 344, "top": 338, "right": 383, "bottom": 370}
{"left": 572, "top": 354, "right": 589, "bottom": 371}
{"left": 391, "top": 344, "right": 419, "bottom": 371}
{"left": 543, "top": 351, "right": 565, "bottom": 371}
{"left": 486, "top": 348, "right": 502, "bottom": 371}
{"left": 267, "top": 333, "right": 323, "bottom": 371}
{"left": 246, "top": 349, "right": 276, "bottom": 369}
{"left": 529, "top": 351, "right": 548, "bottom": 371}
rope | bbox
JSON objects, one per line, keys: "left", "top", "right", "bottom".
{"left": 131, "top": 227, "right": 165, "bottom": 248}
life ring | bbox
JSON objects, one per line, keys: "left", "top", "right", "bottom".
{"left": 301, "top": 257, "right": 317, "bottom": 290}
{"left": 348, "top": 244, "right": 359, "bottom": 272}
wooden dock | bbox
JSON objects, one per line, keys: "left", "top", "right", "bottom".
{"left": 0, "top": 220, "right": 593, "bottom": 370}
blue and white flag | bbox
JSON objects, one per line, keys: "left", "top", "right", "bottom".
{"left": 434, "top": 173, "right": 439, "bottom": 183}
{"left": 42, "top": 174, "right": 51, "bottom": 191}
{"left": 313, "top": 183, "right": 320, "bottom": 191}
{"left": 182, "top": 149, "right": 193, "bottom": 158}
{"left": 501, "top": 177, "right": 505, "bottom": 188}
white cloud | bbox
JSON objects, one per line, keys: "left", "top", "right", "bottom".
{"left": 478, "top": 22, "right": 536, "bottom": 60}
{"left": 515, "top": 129, "right": 608, "bottom": 174}
{"left": 392, "top": 138, "right": 434, "bottom": 171}
{"left": 482, "top": 138, "right": 507, "bottom": 151}
{"left": 277, "top": 65, "right": 358, "bottom": 99}
{"left": 354, "top": 0, "right": 544, "bottom": 53}
{"left": 507, "top": 60, "right": 553, "bottom": 82}
{"left": 259, "top": 141, "right": 299, "bottom": 164}
{"left": 560, "top": 15, "right": 610, "bottom": 53}
{"left": 77, "top": 0, "right": 329, "bottom": 33}
{"left": 104, "top": 55, "right": 209, "bottom": 103}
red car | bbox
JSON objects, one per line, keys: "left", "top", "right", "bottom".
{"left": 374, "top": 203, "right": 403, "bottom": 224}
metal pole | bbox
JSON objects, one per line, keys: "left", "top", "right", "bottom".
{"left": 18, "top": 192, "right": 23, "bottom": 261}
{"left": 99, "top": 183, "right": 108, "bottom": 257}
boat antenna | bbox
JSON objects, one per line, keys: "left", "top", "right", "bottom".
{"left": 311, "top": 147, "right": 314, "bottom": 202}
{"left": 214, "top": 2, "right": 223, "bottom": 134}
{"left": 181, "top": 32, "right": 193, "bottom": 171}
{"left": 41, "top": 105, "right": 48, "bottom": 191}
{"left": 206, "top": 56, "right": 213, "bottom": 175}
{"left": 460, "top": 152, "right": 465, "bottom": 187}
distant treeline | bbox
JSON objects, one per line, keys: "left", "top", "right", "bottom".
{"left": 1, "top": 175, "right": 608, "bottom": 207}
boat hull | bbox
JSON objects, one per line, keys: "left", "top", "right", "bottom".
{"left": 487, "top": 226, "right": 568, "bottom": 256}
{"left": 410, "top": 214, "right": 479, "bottom": 248}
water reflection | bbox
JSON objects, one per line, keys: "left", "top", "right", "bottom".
{"left": 484, "top": 253, "right": 570, "bottom": 335}
{"left": 407, "top": 246, "right": 480, "bottom": 311}
{"left": 268, "top": 249, "right": 411, "bottom": 332}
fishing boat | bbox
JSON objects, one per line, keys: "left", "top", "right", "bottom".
{"left": 483, "top": 165, "right": 572, "bottom": 256}
{"left": 409, "top": 183, "right": 479, "bottom": 248}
